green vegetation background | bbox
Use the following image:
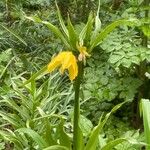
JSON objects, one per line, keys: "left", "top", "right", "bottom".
{"left": 0, "top": 0, "right": 149, "bottom": 149}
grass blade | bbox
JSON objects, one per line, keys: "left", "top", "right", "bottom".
{"left": 141, "top": 99, "right": 150, "bottom": 150}
{"left": 16, "top": 128, "right": 48, "bottom": 149}
{"left": 0, "top": 23, "right": 27, "bottom": 46}
{"left": 26, "top": 16, "right": 70, "bottom": 49}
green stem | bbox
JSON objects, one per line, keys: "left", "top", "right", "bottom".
{"left": 73, "top": 61, "right": 83, "bottom": 150}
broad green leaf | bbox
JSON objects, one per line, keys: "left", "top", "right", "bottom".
{"left": 141, "top": 99, "right": 150, "bottom": 150}
{"left": 57, "top": 120, "right": 71, "bottom": 149}
{"left": 95, "top": 15, "right": 101, "bottom": 32}
{"left": 85, "top": 102, "right": 126, "bottom": 150}
{"left": 101, "top": 138, "right": 128, "bottom": 150}
{"left": 0, "top": 23, "right": 27, "bottom": 46}
{"left": 43, "top": 145, "right": 69, "bottom": 150}
{"left": 45, "top": 119, "right": 57, "bottom": 146}
{"left": 141, "top": 25, "right": 150, "bottom": 38}
{"left": 109, "top": 55, "right": 124, "bottom": 64}
{"left": 16, "top": 128, "right": 48, "bottom": 149}
{"left": 79, "top": 115, "right": 93, "bottom": 136}
{"left": 37, "top": 21, "right": 70, "bottom": 49}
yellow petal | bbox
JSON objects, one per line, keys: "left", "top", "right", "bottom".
{"left": 47, "top": 57, "right": 61, "bottom": 72}
{"left": 68, "top": 64, "right": 78, "bottom": 80}
{"left": 47, "top": 51, "right": 78, "bottom": 81}
{"left": 61, "top": 52, "right": 72, "bottom": 70}
{"left": 68, "top": 55, "right": 78, "bottom": 80}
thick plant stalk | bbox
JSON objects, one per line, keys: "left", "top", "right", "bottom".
{"left": 73, "top": 61, "right": 83, "bottom": 150}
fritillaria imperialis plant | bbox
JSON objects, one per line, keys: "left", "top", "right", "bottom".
{"left": 24, "top": 1, "right": 145, "bottom": 150}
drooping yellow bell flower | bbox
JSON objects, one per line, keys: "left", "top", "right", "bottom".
{"left": 47, "top": 51, "right": 78, "bottom": 81}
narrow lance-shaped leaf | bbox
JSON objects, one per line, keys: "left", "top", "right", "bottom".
{"left": 91, "top": 0, "right": 101, "bottom": 40}
{"left": 55, "top": 2, "right": 69, "bottom": 38}
{"left": 84, "top": 13, "right": 94, "bottom": 46}
{"left": 67, "top": 16, "right": 78, "bottom": 50}
{"left": 101, "top": 138, "right": 129, "bottom": 150}
{"left": 0, "top": 23, "right": 27, "bottom": 46}
{"left": 16, "top": 128, "right": 48, "bottom": 149}
{"left": 43, "top": 145, "right": 69, "bottom": 150}
{"left": 84, "top": 102, "right": 127, "bottom": 150}
{"left": 23, "top": 65, "right": 47, "bottom": 85}
{"left": 0, "top": 130, "right": 24, "bottom": 149}
{"left": 0, "top": 100, "right": 29, "bottom": 120}
{"left": 0, "top": 55, "right": 15, "bottom": 79}
{"left": 89, "top": 19, "right": 140, "bottom": 51}
{"left": 37, "top": 107, "right": 57, "bottom": 146}
{"left": 79, "top": 13, "right": 94, "bottom": 46}
{"left": 25, "top": 16, "right": 70, "bottom": 49}
{"left": 0, "top": 111, "right": 24, "bottom": 128}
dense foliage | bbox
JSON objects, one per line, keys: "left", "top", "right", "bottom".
{"left": 0, "top": 0, "right": 150, "bottom": 149}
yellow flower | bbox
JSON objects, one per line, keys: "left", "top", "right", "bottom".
{"left": 47, "top": 51, "right": 78, "bottom": 81}
{"left": 76, "top": 42, "right": 90, "bottom": 62}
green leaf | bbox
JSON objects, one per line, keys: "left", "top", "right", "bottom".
{"left": 84, "top": 13, "right": 94, "bottom": 45}
{"left": 79, "top": 13, "right": 94, "bottom": 45}
{"left": 43, "top": 145, "right": 69, "bottom": 150}
{"left": 55, "top": 2, "right": 69, "bottom": 38}
{"left": 0, "top": 130, "right": 23, "bottom": 149}
{"left": 79, "top": 115, "right": 93, "bottom": 136}
{"left": 0, "top": 55, "right": 15, "bottom": 79}
{"left": 23, "top": 65, "right": 47, "bottom": 85}
{"left": 85, "top": 102, "right": 126, "bottom": 150}
{"left": 57, "top": 120, "right": 71, "bottom": 149}
{"left": 141, "top": 25, "right": 150, "bottom": 38}
{"left": 0, "top": 23, "right": 27, "bottom": 46}
{"left": 26, "top": 16, "right": 70, "bottom": 49}
{"left": 16, "top": 128, "right": 48, "bottom": 149}
{"left": 91, "top": 0, "right": 101, "bottom": 40}
{"left": 77, "top": 125, "right": 84, "bottom": 150}
{"left": 84, "top": 114, "right": 103, "bottom": 150}
{"left": 0, "top": 111, "right": 24, "bottom": 128}
{"left": 67, "top": 16, "right": 78, "bottom": 49}
{"left": 0, "top": 99, "right": 29, "bottom": 120}
{"left": 101, "top": 138, "right": 128, "bottom": 150}
{"left": 109, "top": 55, "right": 124, "bottom": 64}
{"left": 90, "top": 19, "right": 140, "bottom": 51}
